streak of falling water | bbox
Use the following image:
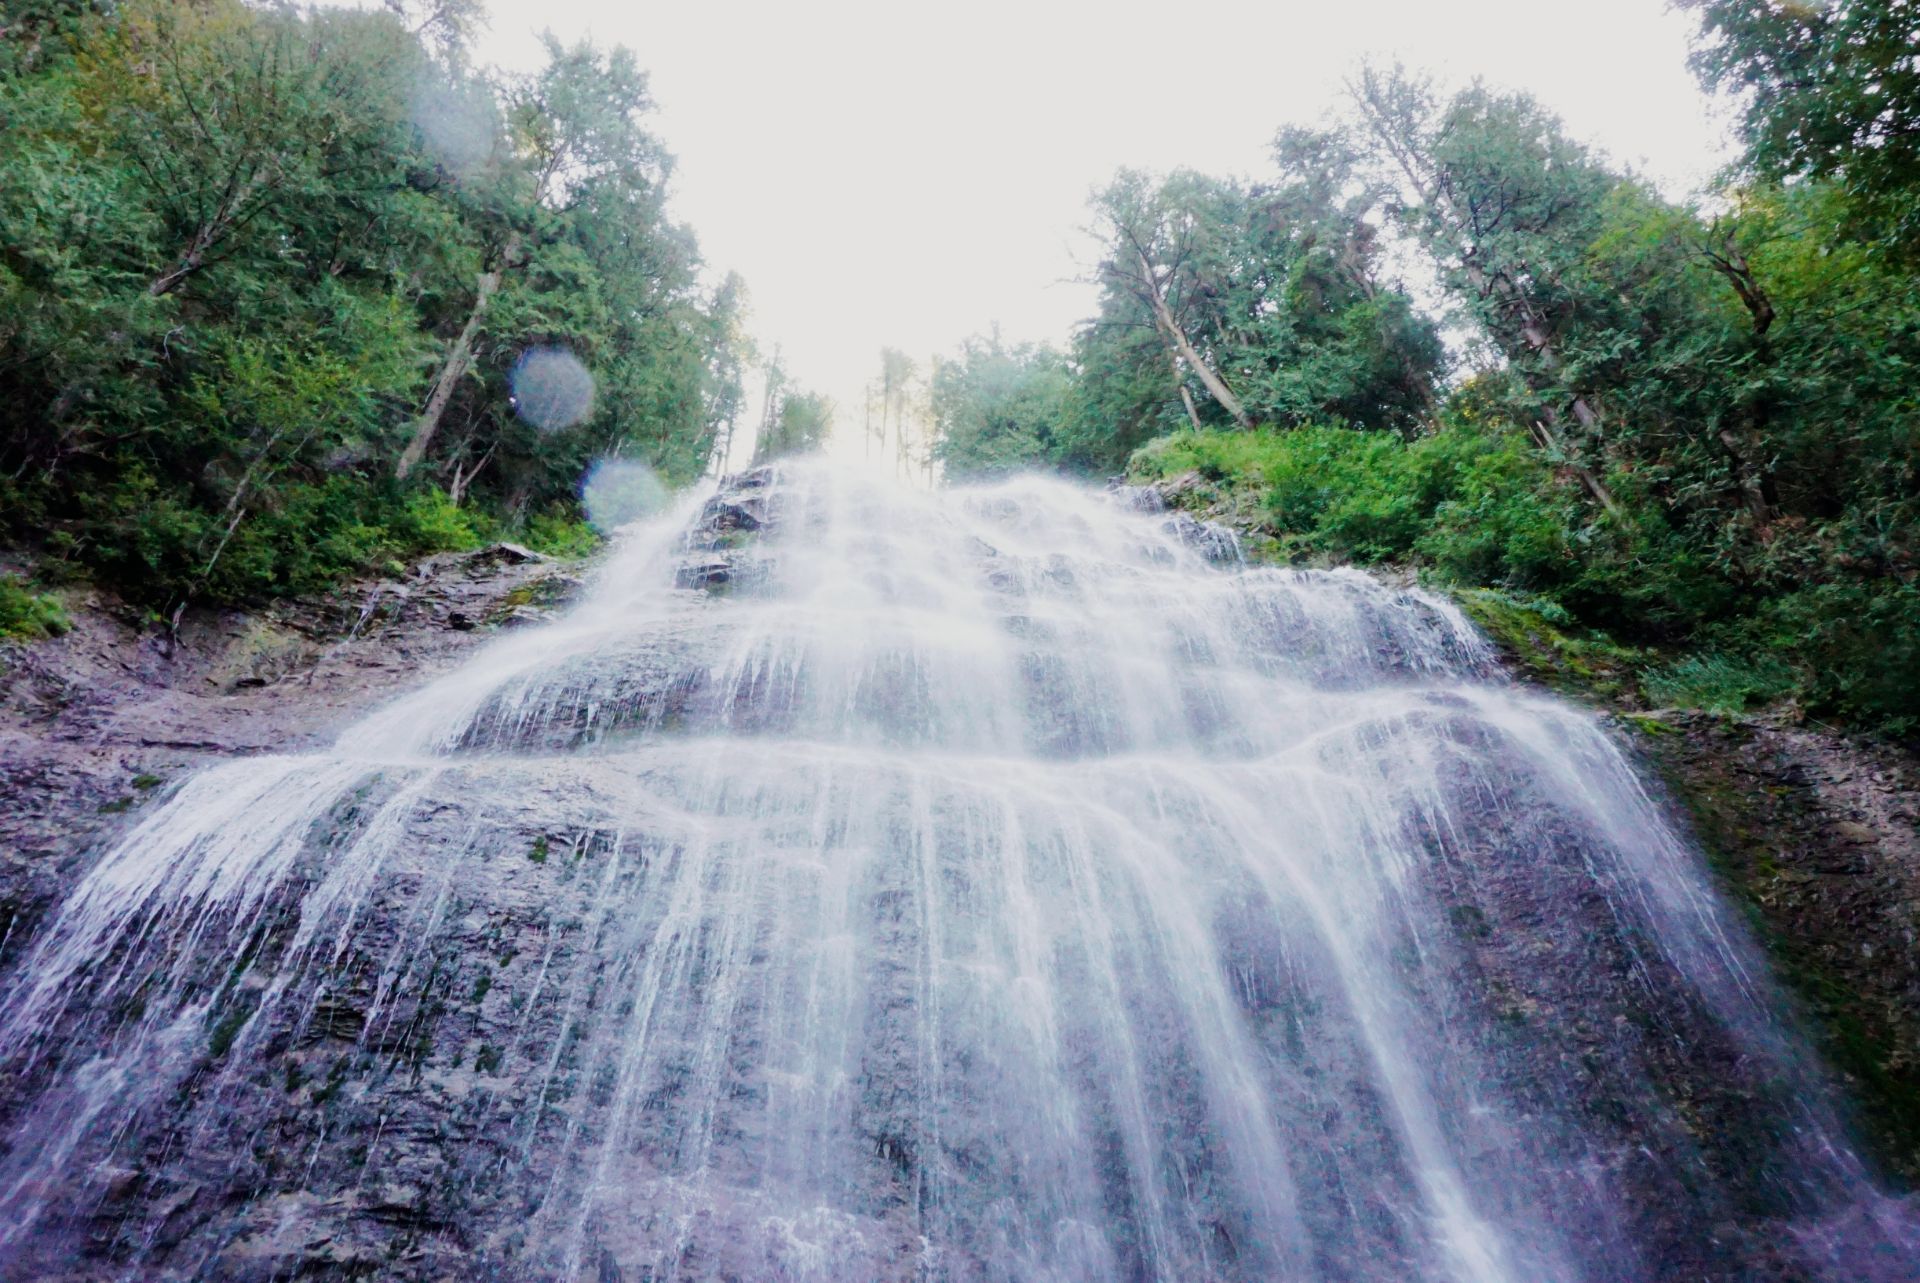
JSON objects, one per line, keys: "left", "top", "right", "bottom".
{"left": 0, "top": 460, "right": 1914, "bottom": 1282}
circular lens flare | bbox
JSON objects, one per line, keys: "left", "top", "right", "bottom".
{"left": 580, "top": 458, "right": 667, "bottom": 533}
{"left": 511, "top": 347, "right": 595, "bottom": 432}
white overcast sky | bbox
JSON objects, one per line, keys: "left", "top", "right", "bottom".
{"left": 475, "top": 0, "right": 1734, "bottom": 425}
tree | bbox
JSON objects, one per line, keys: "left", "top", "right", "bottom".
{"left": 1262, "top": 126, "right": 1444, "bottom": 430}
{"left": 700, "top": 272, "right": 751, "bottom": 474}
{"left": 95, "top": 0, "right": 425, "bottom": 301}
{"left": 1073, "top": 160, "right": 1444, "bottom": 468}
{"left": 0, "top": 0, "right": 748, "bottom": 612}
{"left": 1349, "top": 65, "right": 1630, "bottom": 515}
{"left": 394, "top": 35, "right": 743, "bottom": 503}
{"left": 1679, "top": 0, "right": 1920, "bottom": 258}
{"left": 876, "top": 347, "right": 918, "bottom": 475}
{"left": 382, "top": 0, "right": 486, "bottom": 59}
{"left": 750, "top": 346, "right": 787, "bottom": 466}
{"left": 930, "top": 335, "right": 1071, "bottom": 479}
{"left": 1090, "top": 170, "right": 1253, "bottom": 430}
{"left": 753, "top": 387, "right": 833, "bottom": 463}
{"left": 397, "top": 34, "right": 673, "bottom": 482}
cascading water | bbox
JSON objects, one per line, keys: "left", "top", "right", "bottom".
{"left": 0, "top": 460, "right": 1912, "bottom": 1282}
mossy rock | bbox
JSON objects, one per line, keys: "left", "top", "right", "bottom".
{"left": 1454, "top": 587, "right": 1645, "bottom": 704}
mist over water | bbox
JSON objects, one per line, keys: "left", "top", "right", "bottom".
{"left": 0, "top": 460, "right": 1913, "bottom": 1281}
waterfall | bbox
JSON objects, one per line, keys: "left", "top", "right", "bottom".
{"left": 0, "top": 461, "right": 1912, "bottom": 1282}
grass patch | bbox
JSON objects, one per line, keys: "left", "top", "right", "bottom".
{"left": 1642, "top": 652, "right": 1799, "bottom": 716}
{"left": 0, "top": 574, "right": 70, "bottom": 641}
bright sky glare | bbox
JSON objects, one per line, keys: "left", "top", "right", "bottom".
{"left": 476, "top": 0, "right": 1734, "bottom": 434}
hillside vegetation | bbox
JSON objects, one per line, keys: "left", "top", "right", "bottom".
{"left": 927, "top": 2, "right": 1919, "bottom": 734}
{"left": 1, "top": 0, "right": 750, "bottom": 620}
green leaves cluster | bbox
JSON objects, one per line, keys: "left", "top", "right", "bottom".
{"left": 747, "top": 350, "right": 834, "bottom": 466}
{"left": 0, "top": 0, "right": 746, "bottom": 611}
{"left": 1680, "top": 0, "right": 1920, "bottom": 259}
{"left": 1129, "top": 415, "right": 1575, "bottom": 590}
{"left": 1342, "top": 58, "right": 1920, "bottom": 730}
{"left": 930, "top": 338, "right": 1072, "bottom": 478}
{"left": 754, "top": 391, "right": 833, "bottom": 464}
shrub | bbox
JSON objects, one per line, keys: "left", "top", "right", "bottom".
{"left": 399, "top": 489, "right": 490, "bottom": 555}
{"left": 521, "top": 510, "right": 601, "bottom": 559}
{"left": 0, "top": 574, "right": 70, "bottom": 640}
{"left": 1130, "top": 423, "right": 1920, "bottom": 734}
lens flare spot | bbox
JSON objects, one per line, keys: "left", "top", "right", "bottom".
{"left": 580, "top": 458, "right": 667, "bottom": 533}
{"left": 511, "top": 347, "right": 595, "bottom": 432}
{"left": 408, "top": 80, "right": 494, "bottom": 176}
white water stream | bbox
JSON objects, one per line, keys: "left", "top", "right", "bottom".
{"left": 0, "top": 462, "right": 1911, "bottom": 1281}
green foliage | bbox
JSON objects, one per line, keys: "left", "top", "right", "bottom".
{"left": 1451, "top": 588, "right": 1645, "bottom": 703}
{"left": 1130, "top": 419, "right": 1572, "bottom": 577}
{"left": 1751, "top": 581, "right": 1920, "bottom": 729}
{"left": 1131, "top": 407, "right": 1919, "bottom": 731}
{"left": 932, "top": 337, "right": 1072, "bottom": 479}
{"left": 1053, "top": 320, "right": 1187, "bottom": 473}
{"left": 0, "top": 574, "right": 70, "bottom": 640}
{"left": 1064, "top": 160, "right": 1444, "bottom": 456}
{"left": 1680, "top": 0, "right": 1920, "bottom": 259}
{"left": 399, "top": 489, "right": 489, "bottom": 555}
{"left": 754, "top": 386, "right": 834, "bottom": 463}
{"left": 1015, "top": 49, "right": 1920, "bottom": 736}
{"left": 1410, "top": 425, "right": 1578, "bottom": 595}
{"left": 1642, "top": 652, "right": 1798, "bottom": 717}
{"left": 521, "top": 510, "right": 602, "bottom": 559}
{"left": 0, "top": 0, "right": 745, "bottom": 613}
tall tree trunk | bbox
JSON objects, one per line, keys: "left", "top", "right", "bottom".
{"left": 1531, "top": 414, "right": 1623, "bottom": 520}
{"left": 395, "top": 274, "right": 494, "bottom": 479}
{"left": 751, "top": 357, "right": 780, "bottom": 466}
{"left": 1168, "top": 348, "right": 1204, "bottom": 433}
{"left": 1137, "top": 249, "right": 1253, "bottom": 430}
{"left": 1356, "top": 95, "right": 1628, "bottom": 510}
{"left": 396, "top": 233, "right": 517, "bottom": 481}
{"left": 1702, "top": 234, "right": 1778, "bottom": 525}
{"left": 447, "top": 438, "right": 496, "bottom": 505}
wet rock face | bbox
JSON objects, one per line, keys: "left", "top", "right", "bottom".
{"left": 0, "top": 464, "right": 1916, "bottom": 1282}
{"left": 1140, "top": 461, "right": 1920, "bottom": 1192}
{"left": 1633, "top": 710, "right": 1920, "bottom": 1182}
{"left": 0, "top": 544, "right": 583, "bottom": 988}
{"left": 671, "top": 466, "right": 781, "bottom": 593}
